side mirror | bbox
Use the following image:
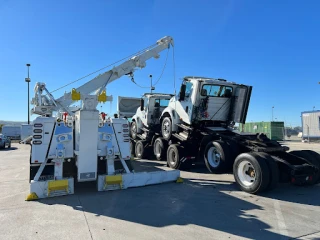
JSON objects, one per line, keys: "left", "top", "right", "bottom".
{"left": 179, "top": 84, "right": 186, "bottom": 101}
{"left": 140, "top": 98, "right": 144, "bottom": 111}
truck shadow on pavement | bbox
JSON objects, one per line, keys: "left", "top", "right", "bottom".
{"left": 0, "top": 147, "right": 18, "bottom": 151}
{"left": 138, "top": 159, "right": 320, "bottom": 207}
{"left": 36, "top": 162, "right": 304, "bottom": 240}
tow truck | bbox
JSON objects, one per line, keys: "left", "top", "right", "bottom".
{"left": 26, "top": 36, "right": 181, "bottom": 200}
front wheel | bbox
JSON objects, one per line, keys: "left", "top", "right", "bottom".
{"left": 233, "top": 152, "right": 270, "bottom": 194}
{"left": 161, "top": 117, "right": 172, "bottom": 141}
{"left": 130, "top": 121, "right": 138, "bottom": 139}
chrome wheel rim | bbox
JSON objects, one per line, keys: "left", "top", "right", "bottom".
{"left": 207, "top": 146, "right": 221, "bottom": 168}
{"left": 237, "top": 160, "right": 256, "bottom": 187}
{"left": 162, "top": 120, "right": 170, "bottom": 138}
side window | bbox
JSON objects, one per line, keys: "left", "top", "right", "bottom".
{"left": 201, "top": 85, "right": 233, "bottom": 97}
{"left": 220, "top": 86, "right": 233, "bottom": 97}
{"left": 185, "top": 81, "right": 193, "bottom": 98}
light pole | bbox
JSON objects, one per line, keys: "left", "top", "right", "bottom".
{"left": 272, "top": 106, "right": 274, "bottom": 122}
{"left": 25, "top": 64, "right": 31, "bottom": 124}
{"left": 313, "top": 106, "right": 315, "bottom": 112}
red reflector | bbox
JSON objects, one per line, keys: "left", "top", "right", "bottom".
{"left": 291, "top": 177, "right": 295, "bottom": 183}
{"left": 35, "top": 160, "right": 38, "bottom": 163}
{"left": 309, "top": 176, "right": 313, "bottom": 181}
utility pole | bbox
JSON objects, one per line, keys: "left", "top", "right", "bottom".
{"left": 149, "top": 74, "right": 155, "bottom": 93}
{"left": 272, "top": 106, "right": 274, "bottom": 122}
{"left": 25, "top": 64, "right": 31, "bottom": 124}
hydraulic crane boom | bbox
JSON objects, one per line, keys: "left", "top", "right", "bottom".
{"left": 31, "top": 36, "right": 174, "bottom": 116}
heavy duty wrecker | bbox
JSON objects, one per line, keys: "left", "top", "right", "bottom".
{"left": 26, "top": 36, "right": 181, "bottom": 200}
{"left": 120, "top": 76, "right": 320, "bottom": 194}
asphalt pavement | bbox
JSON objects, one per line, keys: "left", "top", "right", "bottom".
{"left": 0, "top": 143, "right": 319, "bottom": 240}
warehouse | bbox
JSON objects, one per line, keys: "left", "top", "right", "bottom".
{"left": 301, "top": 110, "right": 320, "bottom": 141}
{"left": 240, "top": 121, "right": 285, "bottom": 141}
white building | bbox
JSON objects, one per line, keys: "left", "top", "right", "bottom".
{"left": 301, "top": 110, "right": 320, "bottom": 140}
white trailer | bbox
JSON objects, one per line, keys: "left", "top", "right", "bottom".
{"left": 26, "top": 36, "right": 181, "bottom": 201}
{"left": 2, "top": 125, "right": 21, "bottom": 140}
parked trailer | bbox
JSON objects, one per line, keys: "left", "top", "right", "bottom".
{"left": 120, "top": 76, "right": 320, "bottom": 194}
{"left": 2, "top": 125, "right": 21, "bottom": 140}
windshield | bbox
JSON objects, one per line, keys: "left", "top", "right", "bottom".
{"left": 201, "top": 84, "right": 233, "bottom": 97}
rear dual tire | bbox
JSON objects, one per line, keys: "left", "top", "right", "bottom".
{"left": 204, "top": 140, "right": 234, "bottom": 173}
{"left": 166, "top": 144, "right": 191, "bottom": 170}
{"left": 233, "top": 152, "right": 279, "bottom": 194}
{"left": 134, "top": 140, "right": 152, "bottom": 159}
{"left": 153, "top": 137, "right": 167, "bottom": 161}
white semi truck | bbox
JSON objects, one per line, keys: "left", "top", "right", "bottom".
{"left": 26, "top": 36, "right": 181, "bottom": 200}
{"left": 121, "top": 76, "right": 320, "bottom": 194}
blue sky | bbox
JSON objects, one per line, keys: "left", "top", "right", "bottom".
{"left": 1, "top": 0, "right": 319, "bottom": 126}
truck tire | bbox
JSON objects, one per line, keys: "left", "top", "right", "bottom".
{"left": 258, "top": 153, "right": 279, "bottom": 190}
{"left": 233, "top": 152, "right": 270, "bottom": 194}
{"left": 204, "top": 140, "right": 232, "bottom": 173}
{"left": 290, "top": 150, "right": 320, "bottom": 184}
{"left": 135, "top": 140, "right": 146, "bottom": 159}
{"left": 130, "top": 141, "right": 136, "bottom": 157}
{"left": 161, "top": 117, "right": 172, "bottom": 141}
{"left": 130, "top": 121, "right": 138, "bottom": 139}
{"left": 167, "top": 144, "right": 187, "bottom": 169}
{"left": 153, "top": 137, "right": 167, "bottom": 161}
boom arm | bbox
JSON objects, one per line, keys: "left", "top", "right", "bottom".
{"left": 56, "top": 36, "right": 174, "bottom": 108}
{"left": 31, "top": 36, "right": 173, "bottom": 116}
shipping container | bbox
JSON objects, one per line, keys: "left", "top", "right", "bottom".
{"left": 240, "top": 121, "right": 284, "bottom": 141}
{"left": 301, "top": 111, "right": 320, "bottom": 140}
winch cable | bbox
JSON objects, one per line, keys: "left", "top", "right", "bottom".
{"left": 50, "top": 42, "right": 158, "bottom": 94}
{"left": 153, "top": 47, "right": 170, "bottom": 86}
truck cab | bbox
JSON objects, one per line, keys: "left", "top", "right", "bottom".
{"left": 118, "top": 93, "right": 174, "bottom": 139}
{"left": 160, "top": 76, "right": 252, "bottom": 140}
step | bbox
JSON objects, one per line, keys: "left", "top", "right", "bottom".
{"left": 137, "top": 134, "right": 146, "bottom": 140}
{"left": 176, "top": 123, "right": 193, "bottom": 131}
{"left": 172, "top": 133, "right": 187, "bottom": 141}
{"left": 141, "top": 127, "right": 149, "bottom": 132}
